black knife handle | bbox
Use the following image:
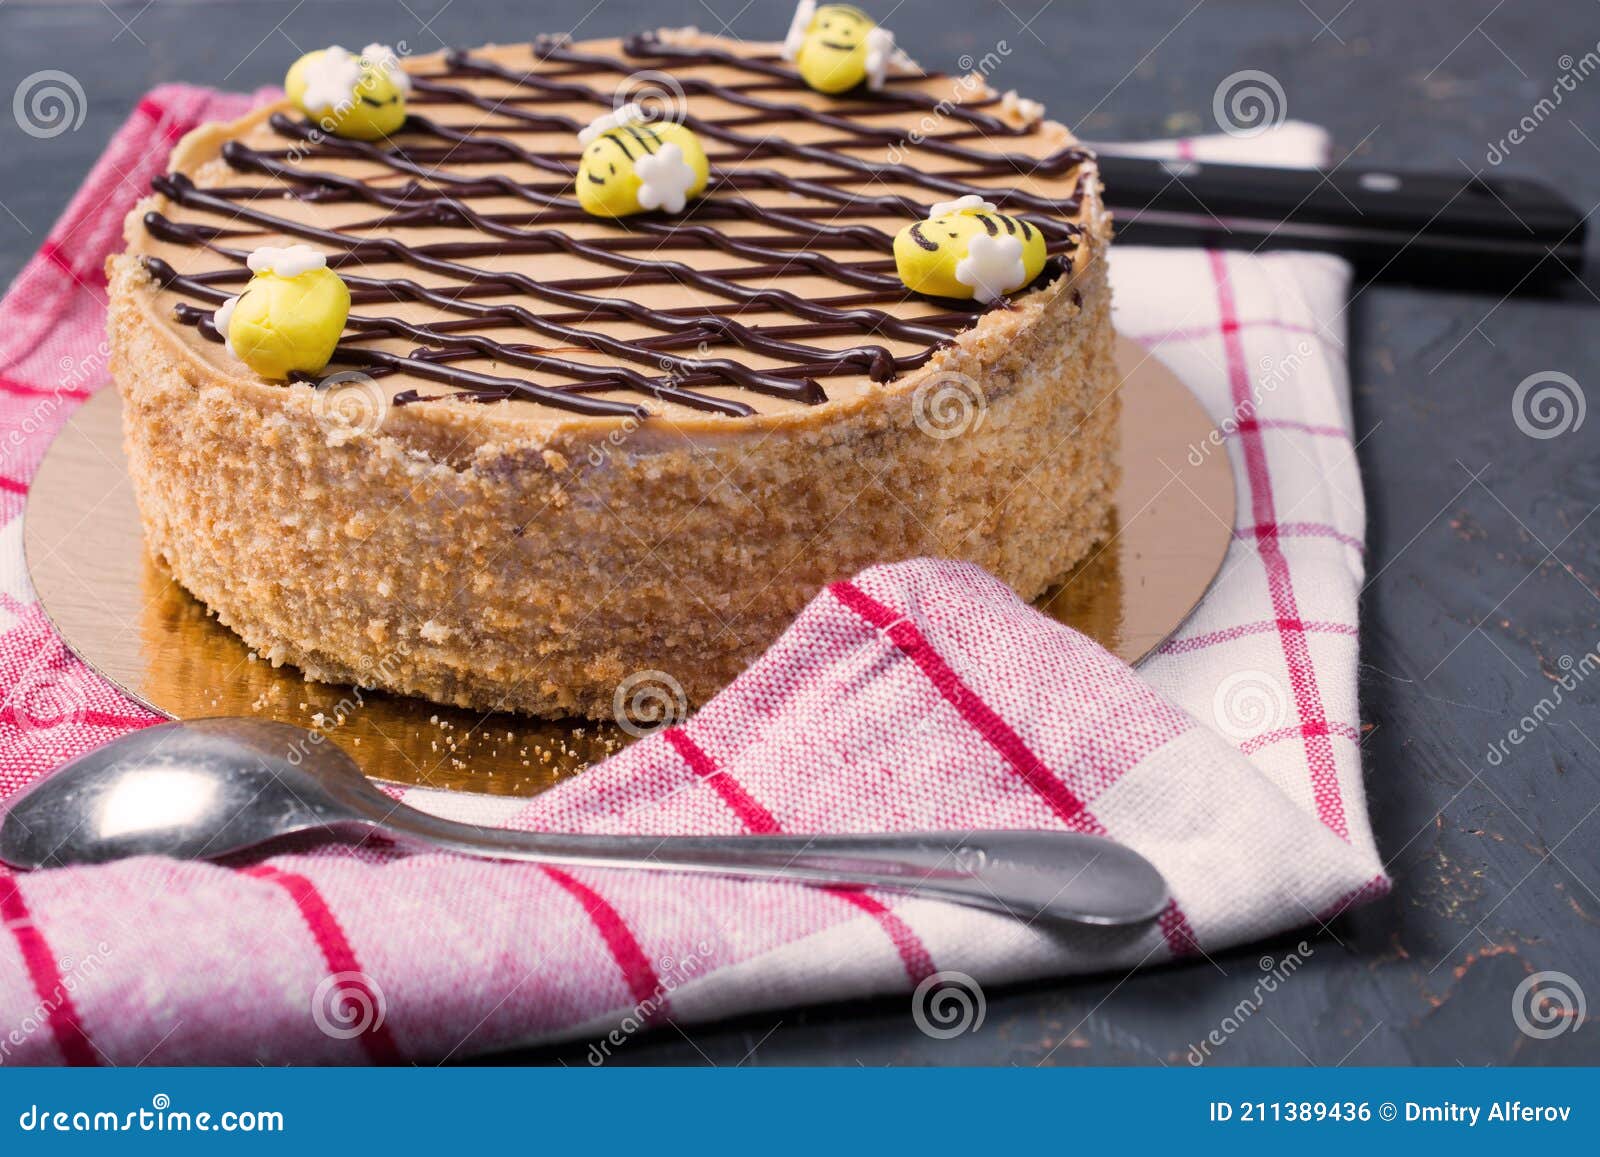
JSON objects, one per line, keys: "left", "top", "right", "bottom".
{"left": 1095, "top": 153, "right": 1587, "bottom": 291}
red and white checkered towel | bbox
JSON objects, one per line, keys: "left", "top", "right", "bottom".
{"left": 0, "top": 87, "right": 1386, "bottom": 1064}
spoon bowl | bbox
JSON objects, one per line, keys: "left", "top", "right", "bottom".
{"left": 0, "top": 719, "right": 383, "bottom": 868}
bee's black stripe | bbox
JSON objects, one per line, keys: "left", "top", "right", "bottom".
{"left": 602, "top": 128, "right": 638, "bottom": 160}
{"left": 624, "top": 124, "right": 660, "bottom": 154}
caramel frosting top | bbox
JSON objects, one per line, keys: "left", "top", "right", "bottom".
{"left": 126, "top": 30, "right": 1102, "bottom": 438}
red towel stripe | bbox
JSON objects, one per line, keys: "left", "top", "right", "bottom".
{"left": 0, "top": 706, "right": 158, "bottom": 730}
{"left": 0, "top": 374, "right": 92, "bottom": 402}
{"left": 541, "top": 866, "right": 665, "bottom": 1015}
{"left": 663, "top": 726, "right": 936, "bottom": 986}
{"left": 829, "top": 579, "right": 1088, "bottom": 828}
{"left": 1120, "top": 317, "right": 1336, "bottom": 353}
{"left": 241, "top": 865, "right": 402, "bottom": 1063}
{"left": 830, "top": 891, "right": 937, "bottom": 984}
{"left": 0, "top": 477, "right": 25, "bottom": 495}
{"left": 134, "top": 96, "right": 192, "bottom": 143}
{"left": 663, "top": 728, "right": 780, "bottom": 833}
{"left": 1234, "top": 521, "right": 1364, "bottom": 553}
{"left": 1239, "top": 720, "right": 1362, "bottom": 755}
{"left": 0, "top": 875, "right": 100, "bottom": 1065}
{"left": 1243, "top": 418, "right": 1352, "bottom": 441}
{"left": 37, "top": 240, "right": 106, "bottom": 290}
{"left": 1158, "top": 901, "right": 1203, "bottom": 958}
{"left": 76, "top": 709, "right": 159, "bottom": 729}
{"left": 38, "top": 239, "right": 75, "bottom": 276}
{"left": 830, "top": 579, "right": 1205, "bottom": 961}
{"left": 1157, "top": 618, "right": 1357, "bottom": 655}
{"left": 1208, "top": 251, "right": 1349, "bottom": 840}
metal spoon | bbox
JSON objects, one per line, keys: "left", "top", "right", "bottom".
{"left": 0, "top": 718, "right": 1169, "bottom": 926}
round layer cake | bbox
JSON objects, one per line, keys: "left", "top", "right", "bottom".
{"left": 108, "top": 27, "right": 1117, "bottom": 720}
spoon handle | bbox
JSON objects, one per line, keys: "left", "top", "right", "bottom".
{"left": 369, "top": 810, "right": 1168, "bottom": 926}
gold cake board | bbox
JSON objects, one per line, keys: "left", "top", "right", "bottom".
{"left": 24, "top": 337, "right": 1235, "bottom": 798}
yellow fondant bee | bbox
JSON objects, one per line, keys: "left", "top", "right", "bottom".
{"left": 893, "top": 195, "right": 1049, "bottom": 304}
{"left": 575, "top": 104, "right": 710, "bottom": 218}
{"left": 214, "top": 245, "right": 350, "bottom": 379}
{"left": 783, "top": 1, "right": 899, "bottom": 94}
{"left": 286, "top": 44, "right": 411, "bottom": 140}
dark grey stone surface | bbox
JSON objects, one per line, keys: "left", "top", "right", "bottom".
{"left": 2, "top": 0, "right": 1596, "bottom": 1066}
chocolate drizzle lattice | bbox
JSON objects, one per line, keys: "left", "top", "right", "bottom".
{"left": 142, "top": 34, "right": 1094, "bottom": 419}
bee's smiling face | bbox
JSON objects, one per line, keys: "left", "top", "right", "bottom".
{"left": 351, "top": 64, "right": 403, "bottom": 109}
{"left": 340, "top": 63, "right": 406, "bottom": 131}
{"left": 795, "top": 7, "right": 875, "bottom": 93}
{"left": 333, "top": 65, "right": 407, "bottom": 137}
{"left": 814, "top": 6, "right": 872, "bottom": 49}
